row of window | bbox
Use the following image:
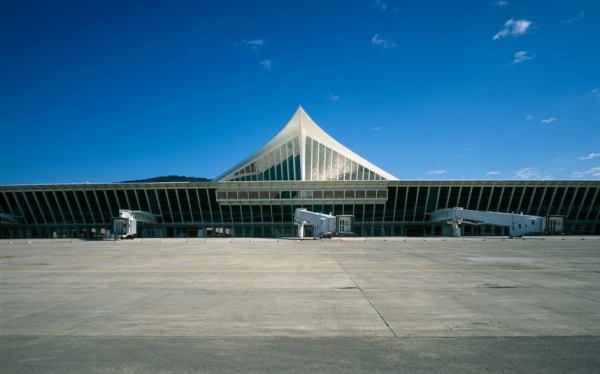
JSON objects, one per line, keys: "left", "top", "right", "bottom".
{"left": 216, "top": 189, "right": 389, "bottom": 201}
{"left": 383, "top": 185, "right": 600, "bottom": 223}
{"left": 1, "top": 184, "right": 599, "bottom": 229}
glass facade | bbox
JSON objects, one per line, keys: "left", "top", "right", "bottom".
{"left": 222, "top": 136, "right": 389, "bottom": 182}
{"left": 228, "top": 138, "right": 302, "bottom": 182}
{"left": 304, "top": 137, "right": 385, "bottom": 181}
{"left": 216, "top": 107, "right": 397, "bottom": 182}
{"left": 1, "top": 180, "right": 599, "bottom": 239}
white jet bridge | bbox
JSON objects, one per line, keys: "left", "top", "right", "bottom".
{"left": 430, "top": 207, "right": 546, "bottom": 238}
{"left": 111, "top": 210, "right": 157, "bottom": 239}
{"left": 294, "top": 208, "right": 337, "bottom": 239}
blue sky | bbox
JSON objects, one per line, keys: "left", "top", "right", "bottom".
{"left": 1, "top": 0, "right": 598, "bottom": 184}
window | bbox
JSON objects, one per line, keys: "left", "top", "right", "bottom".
{"left": 302, "top": 190, "right": 313, "bottom": 199}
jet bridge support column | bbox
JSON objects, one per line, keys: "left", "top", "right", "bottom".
{"left": 297, "top": 222, "right": 305, "bottom": 239}
{"left": 452, "top": 221, "right": 461, "bottom": 237}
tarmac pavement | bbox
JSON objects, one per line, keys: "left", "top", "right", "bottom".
{"left": 1, "top": 236, "right": 599, "bottom": 372}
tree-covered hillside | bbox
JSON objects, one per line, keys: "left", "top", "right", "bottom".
{"left": 118, "top": 176, "right": 212, "bottom": 183}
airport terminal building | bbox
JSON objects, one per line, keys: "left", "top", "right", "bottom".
{"left": 1, "top": 107, "right": 599, "bottom": 239}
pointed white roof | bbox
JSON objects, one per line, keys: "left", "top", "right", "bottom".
{"left": 215, "top": 106, "right": 397, "bottom": 182}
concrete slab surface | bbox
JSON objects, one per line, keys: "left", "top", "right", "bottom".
{"left": 1, "top": 237, "right": 599, "bottom": 372}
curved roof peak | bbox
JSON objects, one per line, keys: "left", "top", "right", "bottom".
{"left": 215, "top": 107, "right": 397, "bottom": 182}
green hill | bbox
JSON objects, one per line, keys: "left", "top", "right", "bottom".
{"left": 118, "top": 175, "right": 212, "bottom": 183}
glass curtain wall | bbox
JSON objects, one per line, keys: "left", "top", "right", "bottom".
{"left": 304, "top": 137, "right": 386, "bottom": 181}
{"left": 229, "top": 138, "right": 301, "bottom": 181}
{"left": 223, "top": 137, "right": 391, "bottom": 182}
{"left": 2, "top": 182, "right": 600, "bottom": 238}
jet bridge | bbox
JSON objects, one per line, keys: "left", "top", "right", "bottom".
{"left": 111, "top": 209, "right": 157, "bottom": 239}
{"left": 430, "top": 207, "right": 546, "bottom": 238}
{"left": 294, "top": 208, "right": 337, "bottom": 239}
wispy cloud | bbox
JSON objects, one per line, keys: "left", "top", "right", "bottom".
{"left": 327, "top": 92, "right": 340, "bottom": 102}
{"left": 590, "top": 88, "right": 600, "bottom": 98}
{"left": 562, "top": 11, "right": 584, "bottom": 24}
{"left": 579, "top": 153, "right": 600, "bottom": 160}
{"left": 526, "top": 114, "right": 535, "bottom": 121}
{"left": 372, "top": 126, "right": 384, "bottom": 131}
{"left": 486, "top": 171, "right": 501, "bottom": 176}
{"left": 427, "top": 169, "right": 446, "bottom": 175}
{"left": 492, "top": 1, "right": 508, "bottom": 6}
{"left": 372, "top": 0, "right": 387, "bottom": 12}
{"left": 512, "top": 51, "right": 534, "bottom": 64}
{"left": 493, "top": 19, "right": 531, "bottom": 40}
{"left": 513, "top": 168, "right": 551, "bottom": 180}
{"left": 541, "top": 117, "right": 557, "bottom": 124}
{"left": 371, "top": 34, "right": 398, "bottom": 49}
{"left": 570, "top": 167, "right": 600, "bottom": 179}
{"left": 235, "top": 39, "right": 264, "bottom": 51}
{"left": 259, "top": 59, "right": 272, "bottom": 70}
{"left": 514, "top": 168, "right": 537, "bottom": 179}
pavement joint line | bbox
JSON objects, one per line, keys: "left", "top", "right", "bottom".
{"left": 329, "top": 251, "right": 398, "bottom": 338}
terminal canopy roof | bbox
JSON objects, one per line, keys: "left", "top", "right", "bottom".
{"left": 215, "top": 106, "right": 398, "bottom": 182}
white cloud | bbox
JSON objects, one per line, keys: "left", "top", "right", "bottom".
{"left": 562, "top": 11, "right": 584, "bottom": 24}
{"left": 372, "top": 0, "right": 387, "bottom": 12}
{"left": 526, "top": 114, "right": 535, "bottom": 121}
{"left": 514, "top": 168, "right": 536, "bottom": 179}
{"left": 486, "top": 171, "right": 501, "bottom": 176}
{"left": 239, "top": 39, "right": 264, "bottom": 50}
{"left": 590, "top": 88, "right": 600, "bottom": 98}
{"left": 259, "top": 59, "right": 272, "bottom": 70}
{"left": 371, "top": 34, "right": 398, "bottom": 49}
{"left": 513, "top": 51, "right": 534, "bottom": 64}
{"left": 570, "top": 167, "right": 600, "bottom": 179}
{"left": 514, "top": 168, "right": 541, "bottom": 179}
{"left": 327, "top": 92, "right": 340, "bottom": 102}
{"left": 513, "top": 168, "right": 552, "bottom": 180}
{"left": 427, "top": 169, "right": 446, "bottom": 175}
{"left": 541, "top": 117, "right": 557, "bottom": 124}
{"left": 579, "top": 153, "right": 600, "bottom": 160}
{"left": 493, "top": 19, "right": 531, "bottom": 40}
